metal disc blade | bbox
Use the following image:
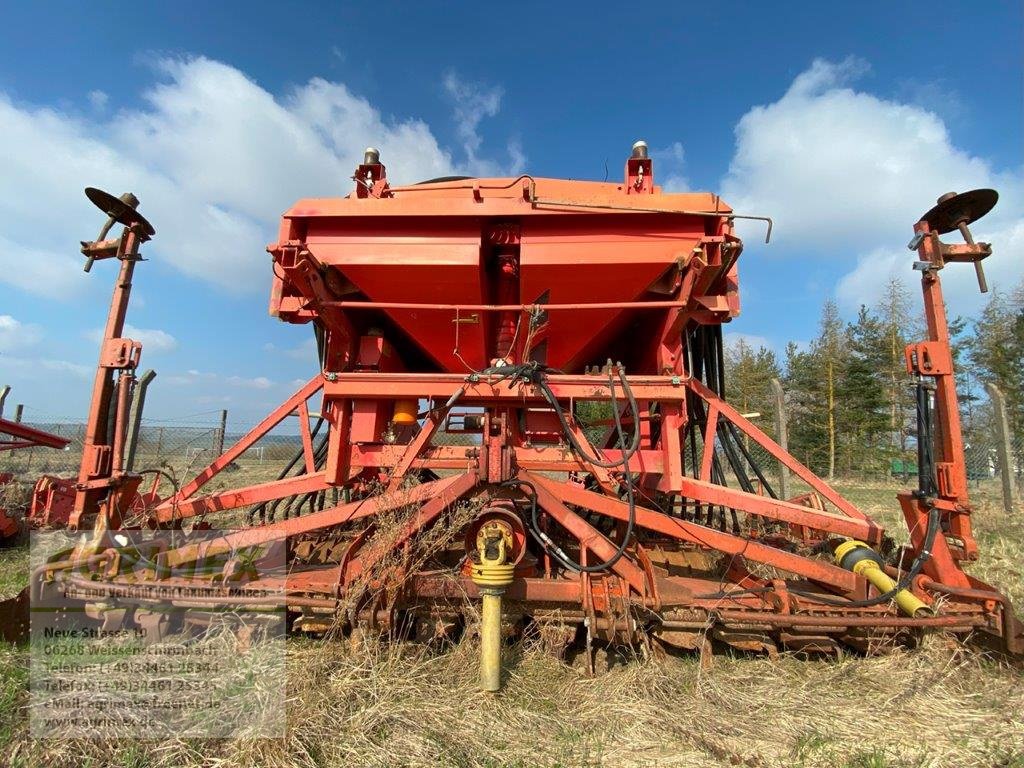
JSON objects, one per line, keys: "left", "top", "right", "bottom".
{"left": 920, "top": 188, "right": 998, "bottom": 233}
{"left": 84, "top": 187, "right": 156, "bottom": 237}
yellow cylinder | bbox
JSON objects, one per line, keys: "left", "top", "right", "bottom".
{"left": 857, "top": 560, "right": 930, "bottom": 617}
{"left": 471, "top": 530, "right": 515, "bottom": 692}
{"left": 479, "top": 590, "right": 503, "bottom": 692}
{"left": 834, "top": 540, "right": 931, "bottom": 618}
{"left": 392, "top": 399, "right": 418, "bottom": 424}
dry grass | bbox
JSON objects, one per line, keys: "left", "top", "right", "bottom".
{"left": 0, "top": 480, "right": 1021, "bottom": 767}
{"left": 334, "top": 488, "right": 481, "bottom": 621}
{"left": 4, "top": 637, "right": 1021, "bottom": 768}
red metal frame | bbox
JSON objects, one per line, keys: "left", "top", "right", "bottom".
{"left": 29, "top": 150, "right": 1022, "bottom": 656}
{"left": 0, "top": 416, "right": 70, "bottom": 540}
{"left": 0, "top": 418, "right": 71, "bottom": 453}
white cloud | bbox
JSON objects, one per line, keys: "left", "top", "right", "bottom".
{"left": 0, "top": 356, "right": 90, "bottom": 379}
{"left": 0, "top": 57, "right": 517, "bottom": 299}
{"left": 443, "top": 72, "right": 500, "bottom": 164}
{"left": 0, "top": 235, "right": 88, "bottom": 299}
{"left": 167, "top": 368, "right": 274, "bottom": 390}
{"left": 87, "top": 89, "right": 108, "bottom": 111}
{"left": 124, "top": 324, "right": 177, "bottom": 352}
{"left": 86, "top": 323, "right": 178, "bottom": 353}
{"left": 226, "top": 375, "right": 273, "bottom": 390}
{"left": 0, "top": 315, "right": 42, "bottom": 352}
{"left": 164, "top": 369, "right": 216, "bottom": 386}
{"left": 653, "top": 142, "right": 689, "bottom": 192}
{"left": 443, "top": 72, "right": 525, "bottom": 176}
{"left": 837, "top": 219, "right": 1024, "bottom": 316}
{"left": 722, "top": 57, "right": 1024, "bottom": 312}
{"left": 284, "top": 337, "right": 317, "bottom": 360}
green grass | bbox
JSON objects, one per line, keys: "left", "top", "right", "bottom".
{"left": 0, "top": 545, "right": 28, "bottom": 599}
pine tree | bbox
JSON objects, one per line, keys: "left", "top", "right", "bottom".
{"left": 874, "top": 276, "right": 917, "bottom": 451}
{"left": 812, "top": 300, "right": 847, "bottom": 480}
{"left": 783, "top": 300, "right": 848, "bottom": 480}
{"left": 723, "top": 337, "right": 782, "bottom": 435}
{"left": 971, "top": 281, "right": 1024, "bottom": 435}
{"left": 841, "top": 306, "right": 889, "bottom": 474}
{"left": 783, "top": 341, "right": 829, "bottom": 474}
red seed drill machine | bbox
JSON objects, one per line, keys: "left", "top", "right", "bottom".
{"left": 14, "top": 143, "right": 1021, "bottom": 689}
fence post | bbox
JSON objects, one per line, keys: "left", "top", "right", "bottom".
{"left": 0, "top": 385, "right": 9, "bottom": 419}
{"left": 13, "top": 404, "right": 23, "bottom": 423}
{"left": 770, "top": 378, "right": 790, "bottom": 499}
{"left": 216, "top": 409, "right": 228, "bottom": 456}
{"left": 985, "top": 383, "right": 1017, "bottom": 514}
{"left": 124, "top": 369, "right": 157, "bottom": 471}
{"left": 155, "top": 427, "right": 165, "bottom": 463}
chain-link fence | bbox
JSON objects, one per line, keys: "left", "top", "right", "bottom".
{"left": 2, "top": 394, "right": 1019, "bottom": 509}
{"left": 964, "top": 433, "right": 1024, "bottom": 488}
{"left": 0, "top": 417, "right": 305, "bottom": 481}
{"left": 736, "top": 436, "right": 1022, "bottom": 492}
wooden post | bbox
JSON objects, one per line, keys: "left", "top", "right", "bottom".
{"left": 216, "top": 409, "right": 228, "bottom": 456}
{"left": 13, "top": 404, "right": 23, "bottom": 423}
{"left": 0, "top": 385, "right": 9, "bottom": 419}
{"left": 985, "top": 383, "right": 1017, "bottom": 514}
{"left": 770, "top": 378, "right": 790, "bottom": 499}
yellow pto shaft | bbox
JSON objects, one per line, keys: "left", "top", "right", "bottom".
{"left": 834, "top": 540, "right": 931, "bottom": 618}
{"left": 470, "top": 525, "right": 515, "bottom": 692}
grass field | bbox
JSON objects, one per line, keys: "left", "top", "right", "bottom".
{"left": 0, "top": 480, "right": 1021, "bottom": 768}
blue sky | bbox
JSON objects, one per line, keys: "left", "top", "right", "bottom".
{"left": 0, "top": 1, "right": 1021, "bottom": 429}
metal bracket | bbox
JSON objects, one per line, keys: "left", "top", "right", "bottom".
{"left": 904, "top": 341, "right": 952, "bottom": 377}
{"left": 99, "top": 338, "right": 142, "bottom": 369}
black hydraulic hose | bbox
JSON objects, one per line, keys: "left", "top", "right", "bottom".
{"left": 685, "top": 392, "right": 732, "bottom": 531}
{"left": 709, "top": 460, "right": 725, "bottom": 529}
{"left": 690, "top": 324, "right": 779, "bottom": 503}
{"left": 488, "top": 361, "right": 639, "bottom": 573}
{"left": 703, "top": 329, "right": 750, "bottom": 496}
{"left": 477, "top": 360, "right": 641, "bottom": 468}
{"left": 687, "top": 424, "right": 699, "bottom": 515}
{"left": 540, "top": 367, "right": 641, "bottom": 468}
{"left": 280, "top": 433, "right": 330, "bottom": 520}
{"left": 717, "top": 421, "right": 755, "bottom": 494}
{"left": 714, "top": 325, "right": 727, "bottom": 398}
{"left": 266, "top": 429, "right": 327, "bottom": 523}
{"left": 504, "top": 459, "right": 635, "bottom": 573}
{"left": 249, "top": 417, "right": 325, "bottom": 523}
{"left": 726, "top": 420, "right": 778, "bottom": 499}
{"left": 916, "top": 381, "right": 937, "bottom": 497}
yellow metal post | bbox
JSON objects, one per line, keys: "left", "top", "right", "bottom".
{"left": 479, "top": 588, "right": 504, "bottom": 691}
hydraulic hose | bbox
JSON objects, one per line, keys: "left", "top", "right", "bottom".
{"left": 478, "top": 360, "right": 639, "bottom": 572}
{"left": 479, "top": 360, "right": 640, "bottom": 468}
{"left": 503, "top": 472, "right": 635, "bottom": 574}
